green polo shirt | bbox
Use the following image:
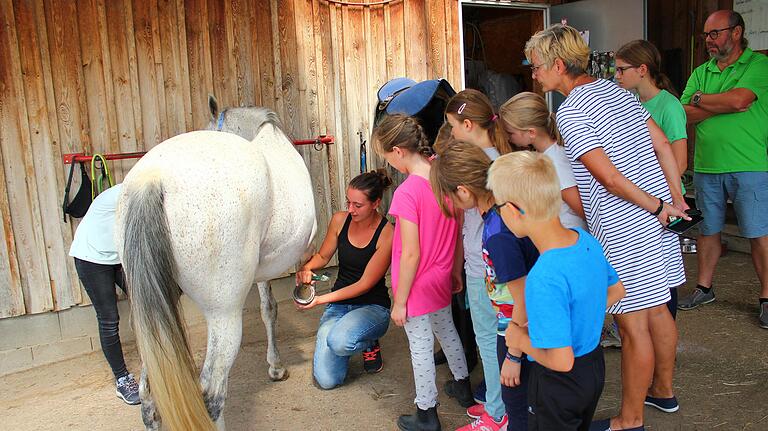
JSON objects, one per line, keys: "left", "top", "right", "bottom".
{"left": 681, "top": 48, "right": 768, "bottom": 173}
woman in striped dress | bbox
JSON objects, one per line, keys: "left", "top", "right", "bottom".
{"left": 524, "top": 25, "right": 688, "bottom": 431}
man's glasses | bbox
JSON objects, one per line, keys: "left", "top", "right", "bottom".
{"left": 490, "top": 201, "right": 525, "bottom": 215}
{"left": 700, "top": 26, "right": 735, "bottom": 40}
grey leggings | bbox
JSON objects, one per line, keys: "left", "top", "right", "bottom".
{"left": 404, "top": 305, "right": 469, "bottom": 409}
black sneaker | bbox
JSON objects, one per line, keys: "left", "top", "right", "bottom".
{"left": 116, "top": 373, "right": 141, "bottom": 405}
{"left": 363, "top": 340, "right": 383, "bottom": 374}
{"left": 759, "top": 302, "right": 768, "bottom": 329}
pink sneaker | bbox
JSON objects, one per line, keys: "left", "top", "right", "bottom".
{"left": 466, "top": 403, "right": 485, "bottom": 419}
{"left": 455, "top": 412, "right": 508, "bottom": 431}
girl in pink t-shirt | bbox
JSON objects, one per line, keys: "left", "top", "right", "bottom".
{"left": 372, "top": 113, "right": 469, "bottom": 430}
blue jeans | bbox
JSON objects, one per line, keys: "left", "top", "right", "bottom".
{"left": 313, "top": 303, "right": 390, "bottom": 389}
{"left": 466, "top": 276, "right": 506, "bottom": 419}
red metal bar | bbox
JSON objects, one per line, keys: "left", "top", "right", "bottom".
{"left": 62, "top": 135, "right": 336, "bottom": 164}
{"left": 62, "top": 152, "right": 146, "bottom": 164}
{"left": 292, "top": 135, "right": 335, "bottom": 146}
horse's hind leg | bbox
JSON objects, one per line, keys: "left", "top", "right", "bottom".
{"left": 257, "top": 281, "right": 288, "bottom": 381}
{"left": 139, "top": 367, "right": 160, "bottom": 430}
{"left": 200, "top": 310, "right": 244, "bottom": 431}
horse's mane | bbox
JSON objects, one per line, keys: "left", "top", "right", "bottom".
{"left": 207, "top": 95, "right": 290, "bottom": 142}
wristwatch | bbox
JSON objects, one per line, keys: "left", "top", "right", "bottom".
{"left": 692, "top": 90, "right": 703, "bottom": 106}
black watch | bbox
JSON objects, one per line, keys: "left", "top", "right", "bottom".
{"left": 651, "top": 197, "right": 665, "bottom": 216}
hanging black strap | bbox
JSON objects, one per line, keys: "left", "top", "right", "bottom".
{"left": 62, "top": 162, "right": 77, "bottom": 222}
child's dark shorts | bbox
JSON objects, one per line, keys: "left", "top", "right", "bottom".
{"left": 526, "top": 346, "right": 605, "bottom": 431}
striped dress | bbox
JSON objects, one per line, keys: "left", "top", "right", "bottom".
{"left": 557, "top": 79, "right": 685, "bottom": 314}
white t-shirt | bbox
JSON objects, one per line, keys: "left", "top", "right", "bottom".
{"left": 463, "top": 147, "right": 501, "bottom": 278}
{"left": 543, "top": 144, "right": 587, "bottom": 230}
{"left": 69, "top": 184, "right": 123, "bottom": 265}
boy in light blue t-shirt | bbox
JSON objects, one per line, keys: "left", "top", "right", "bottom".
{"left": 487, "top": 151, "right": 625, "bottom": 431}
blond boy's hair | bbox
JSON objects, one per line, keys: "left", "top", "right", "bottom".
{"left": 524, "top": 24, "right": 590, "bottom": 77}
{"left": 487, "top": 151, "right": 561, "bottom": 221}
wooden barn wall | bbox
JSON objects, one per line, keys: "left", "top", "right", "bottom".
{"left": 0, "top": 0, "right": 462, "bottom": 319}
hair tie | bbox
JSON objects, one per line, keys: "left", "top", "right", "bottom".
{"left": 490, "top": 114, "right": 498, "bottom": 122}
{"left": 457, "top": 103, "right": 467, "bottom": 115}
{"left": 428, "top": 154, "right": 438, "bottom": 162}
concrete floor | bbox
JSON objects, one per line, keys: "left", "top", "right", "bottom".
{"left": 1, "top": 252, "right": 767, "bottom": 430}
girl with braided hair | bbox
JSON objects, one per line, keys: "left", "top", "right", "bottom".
{"left": 372, "top": 113, "right": 469, "bottom": 431}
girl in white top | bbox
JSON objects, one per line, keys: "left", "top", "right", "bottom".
{"left": 442, "top": 88, "right": 513, "bottom": 429}
{"left": 500, "top": 92, "right": 587, "bottom": 230}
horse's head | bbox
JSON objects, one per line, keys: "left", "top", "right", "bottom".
{"left": 206, "top": 94, "right": 285, "bottom": 142}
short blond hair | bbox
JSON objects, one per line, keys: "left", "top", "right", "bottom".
{"left": 487, "top": 151, "right": 561, "bottom": 221}
{"left": 524, "top": 24, "right": 590, "bottom": 77}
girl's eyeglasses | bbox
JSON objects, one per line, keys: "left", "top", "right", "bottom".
{"left": 490, "top": 201, "right": 525, "bottom": 215}
{"left": 615, "top": 65, "right": 638, "bottom": 75}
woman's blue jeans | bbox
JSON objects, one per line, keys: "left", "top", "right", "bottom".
{"left": 313, "top": 303, "right": 390, "bottom": 389}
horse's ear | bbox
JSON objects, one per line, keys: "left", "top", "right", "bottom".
{"left": 208, "top": 94, "right": 219, "bottom": 120}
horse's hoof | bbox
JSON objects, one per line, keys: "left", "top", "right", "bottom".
{"left": 269, "top": 367, "right": 289, "bottom": 381}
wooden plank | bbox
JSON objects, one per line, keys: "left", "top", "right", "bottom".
{"left": 275, "top": 0, "right": 300, "bottom": 138}
{"left": 207, "top": 0, "right": 237, "bottom": 108}
{"left": 132, "top": 0, "right": 163, "bottom": 147}
{"left": 184, "top": 0, "right": 214, "bottom": 128}
{"left": 32, "top": 0, "right": 81, "bottom": 305}
{"left": 297, "top": 0, "right": 332, "bottom": 257}
{"left": 175, "top": 0, "right": 193, "bottom": 130}
{"left": 77, "top": 0, "right": 111, "bottom": 155}
{"left": 230, "top": 0, "right": 255, "bottom": 105}
{"left": 0, "top": 0, "right": 54, "bottom": 314}
{"left": 329, "top": 4, "right": 349, "bottom": 208}
{"left": 15, "top": 0, "right": 78, "bottom": 311}
{"left": 445, "top": 0, "right": 461, "bottom": 87}
{"left": 425, "top": 0, "right": 447, "bottom": 79}
{"left": 149, "top": 0, "right": 169, "bottom": 140}
{"left": 247, "top": 0, "right": 264, "bottom": 106}
{"left": 342, "top": 3, "right": 369, "bottom": 182}
{"left": 158, "top": 0, "right": 188, "bottom": 137}
{"left": 256, "top": 0, "right": 277, "bottom": 110}
{"left": 366, "top": 4, "right": 387, "bottom": 170}
{"left": 0, "top": 145, "right": 24, "bottom": 317}
{"left": 44, "top": 0, "right": 90, "bottom": 155}
{"left": 403, "top": 0, "right": 428, "bottom": 80}
{"left": 311, "top": 0, "right": 338, "bottom": 266}
{"left": 385, "top": 0, "right": 406, "bottom": 79}
{"left": 106, "top": 0, "right": 141, "bottom": 177}
{"left": 123, "top": 0, "right": 145, "bottom": 149}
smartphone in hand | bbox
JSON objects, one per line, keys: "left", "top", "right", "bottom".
{"left": 665, "top": 209, "right": 704, "bottom": 235}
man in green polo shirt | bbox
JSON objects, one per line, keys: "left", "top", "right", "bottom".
{"left": 678, "top": 10, "right": 768, "bottom": 329}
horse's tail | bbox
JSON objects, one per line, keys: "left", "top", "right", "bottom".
{"left": 121, "top": 177, "right": 215, "bottom": 431}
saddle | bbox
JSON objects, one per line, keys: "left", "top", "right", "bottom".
{"left": 374, "top": 77, "right": 457, "bottom": 146}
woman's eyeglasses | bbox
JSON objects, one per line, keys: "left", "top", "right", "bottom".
{"left": 490, "top": 201, "right": 525, "bottom": 215}
{"left": 700, "top": 26, "right": 735, "bottom": 40}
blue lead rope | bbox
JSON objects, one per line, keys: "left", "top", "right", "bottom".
{"left": 216, "top": 111, "right": 226, "bottom": 131}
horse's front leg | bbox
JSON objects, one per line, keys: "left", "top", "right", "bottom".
{"left": 139, "top": 366, "right": 161, "bottom": 430}
{"left": 257, "top": 281, "right": 288, "bottom": 381}
{"left": 200, "top": 310, "right": 244, "bottom": 431}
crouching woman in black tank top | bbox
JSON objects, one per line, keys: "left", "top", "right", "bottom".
{"left": 296, "top": 171, "right": 394, "bottom": 390}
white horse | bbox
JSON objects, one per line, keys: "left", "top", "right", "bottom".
{"left": 116, "top": 104, "right": 316, "bottom": 430}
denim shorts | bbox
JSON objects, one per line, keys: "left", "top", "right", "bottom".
{"left": 693, "top": 171, "right": 768, "bottom": 238}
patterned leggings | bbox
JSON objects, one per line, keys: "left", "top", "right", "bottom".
{"left": 404, "top": 305, "right": 469, "bottom": 409}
